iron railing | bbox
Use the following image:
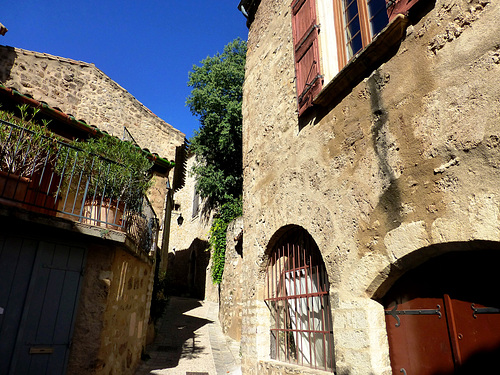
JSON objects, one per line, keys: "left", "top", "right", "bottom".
{"left": 0, "top": 119, "right": 158, "bottom": 255}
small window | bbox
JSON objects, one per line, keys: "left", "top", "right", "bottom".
{"left": 264, "top": 227, "right": 334, "bottom": 371}
{"left": 192, "top": 188, "right": 200, "bottom": 218}
{"left": 173, "top": 203, "right": 181, "bottom": 211}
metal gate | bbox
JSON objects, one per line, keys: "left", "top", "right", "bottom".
{"left": 383, "top": 250, "right": 500, "bottom": 374}
{"left": 0, "top": 234, "right": 86, "bottom": 375}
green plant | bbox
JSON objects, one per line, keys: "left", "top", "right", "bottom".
{"left": 187, "top": 38, "right": 246, "bottom": 208}
{"left": 187, "top": 39, "right": 245, "bottom": 283}
{"left": 56, "top": 136, "right": 153, "bottom": 210}
{"left": 0, "top": 104, "right": 56, "bottom": 177}
{"left": 209, "top": 196, "right": 242, "bottom": 284}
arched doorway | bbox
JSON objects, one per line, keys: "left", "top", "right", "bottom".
{"left": 383, "top": 249, "right": 500, "bottom": 374}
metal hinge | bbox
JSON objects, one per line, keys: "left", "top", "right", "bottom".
{"left": 298, "top": 73, "right": 322, "bottom": 104}
{"left": 385, "top": 302, "right": 442, "bottom": 327}
{"left": 386, "top": 0, "right": 397, "bottom": 8}
{"left": 295, "top": 24, "right": 320, "bottom": 54}
{"left": 471, "top": 303, "right": 500, "bottom": 319}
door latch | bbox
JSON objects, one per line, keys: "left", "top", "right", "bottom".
{"left": 29, "top": 347, "right": 54, "bottom": 354}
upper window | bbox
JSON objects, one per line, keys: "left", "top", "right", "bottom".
{"left": 292, "top": 0, "right": 419, "bottom": 115}
{"left": 292, "top": 0, "right": 323, "bottom": 116}
{"left": 334, "top": 0, "right": 389, "bottom": 66}
{"left": 264, "top": 227, "right": 334, "bottom": 371}
{"left": 334, "top": 0, "right": 389, "bottom": 64}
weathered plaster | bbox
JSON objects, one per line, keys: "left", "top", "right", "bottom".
{"left": 241, "top": 0, "right": 500, "bottom": 373}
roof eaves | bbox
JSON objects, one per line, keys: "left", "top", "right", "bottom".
{"left": 172, "top": 139, "right": 188, "bottom": 191}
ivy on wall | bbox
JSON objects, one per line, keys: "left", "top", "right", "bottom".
{"left": 209, "top": 197, "right": 242, "bottom": 284}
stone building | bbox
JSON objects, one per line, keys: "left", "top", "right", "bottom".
{"left": 237, "top": 0, "right": 500, "bottom": 374}
{"left": 0, "top": 46, "right": 185, "bottom": 375}
{"left": 166, "top": 153, "right": 214, "bottom": 300}
{"left": 166, "top": 152, "right": 244, "bottom": 341}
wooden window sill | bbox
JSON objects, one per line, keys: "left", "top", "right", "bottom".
{"left": 313, "top": 14, "right": 409, "bottom": 107}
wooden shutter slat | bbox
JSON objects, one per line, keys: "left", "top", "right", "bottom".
{"left": 291, "top": 0, "right": 322, "bottom": 116}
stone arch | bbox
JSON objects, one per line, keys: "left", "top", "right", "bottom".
{"left": 261, "top": 225, "right": 335, "bottom": 372}
{"left": 330, "top": 240, "right": 500, "bottom": 374}
{"left": 166, "top": 237, "right": 209, "bottom": 298}
{"left": 378, "top": 245, "right": 500, "bottom": 374}
{"left": 371, "top": 240, "right": 500, "bottom": 300}
{"left": 265, "top": 225, "right": 301, "bottom": 257}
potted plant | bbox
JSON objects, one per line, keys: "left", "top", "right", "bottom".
{"left": 0, "top": 104, "right": 57, "bottom": 204}
{"left": 55, "top": 135, "right": 153, "bottom": 230}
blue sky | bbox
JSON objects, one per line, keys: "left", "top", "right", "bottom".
{"left": 1, "top": 1, "right": 249, "bottom": 140}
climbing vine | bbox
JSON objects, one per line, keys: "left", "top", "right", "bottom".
{"left": 209, "top": 197, "right": 242, "bottom": 284}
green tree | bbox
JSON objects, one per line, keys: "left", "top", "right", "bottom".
{"left": 186, "top": 38, "right": 246, "bottom": 284}
{"left": 186, "top": 38, "right": 246, "bottom": 208}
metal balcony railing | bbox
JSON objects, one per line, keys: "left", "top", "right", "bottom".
{"left": 0, "top": 119, "right": 158, "bottom": 255}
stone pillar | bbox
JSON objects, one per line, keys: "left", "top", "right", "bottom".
{"left": 332, "top": 295, "right": 391, "bottom": 375}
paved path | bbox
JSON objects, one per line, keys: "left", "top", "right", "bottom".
{"left": 134, "top": 296, "right": 241, "bottom": 375}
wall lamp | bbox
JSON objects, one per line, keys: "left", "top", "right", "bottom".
{"left": 173, "top": 212, "right": 184, "bottom": 226}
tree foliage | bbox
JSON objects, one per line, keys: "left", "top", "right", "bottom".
{"left": 186, "top": 38, "right": 246, "bottom": 208}
{"left": 186, "top": 38, "right": 246, "bottom": 284}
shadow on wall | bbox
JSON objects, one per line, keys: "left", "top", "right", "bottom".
{"left": 167, "top": 238, "right": 210, "bottom": 299}
{"left": 0, "top": 46, "right": 16, "bottom": 84}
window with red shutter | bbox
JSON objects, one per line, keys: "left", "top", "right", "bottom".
{"left": 290, "top": 0, "right": 422, "bottom": 117}
{"left": 291, "top": 0, "right": 323, "bottom": 116}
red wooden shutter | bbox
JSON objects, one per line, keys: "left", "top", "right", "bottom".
{"left": 291, "top": 0, "right": 322, "bottom": 116}
{"left": 386, "top": 0, "right": 421, "bottom": 22}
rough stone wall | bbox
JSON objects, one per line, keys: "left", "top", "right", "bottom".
{"left": 67, "top": 244, "right": 153, "bottom": 375}
{"left": 241, "top": 0, "right": 500, "bottom": 374}
{"left": 97, "top": 248, "right": 154, "bottom": 375}
{"left": 166, "top": 154, "right": 216, "bottom": 300}
{"left": 0, "top": 46, "right": 184, "bottom": 158}
{"left": 219, "top": 216, "right": 244, "bottom": 341}
{"left": 68, "top": 244, "right": 153, "bottom": 375}
{"left": 0, "top": 45, "right": 185, "bottom": 234}
{"left": 67, "top": 245, "right": 113, "bottom": 374}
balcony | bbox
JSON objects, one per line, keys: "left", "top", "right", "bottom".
{"left": 0, "top": 118, "right": 158, "bottom": 255}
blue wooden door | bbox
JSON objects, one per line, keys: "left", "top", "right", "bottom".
{"left": 0, "top": 236, "right": 38, "bottom": 374}
{"left": 0, "top": 235, "right": 86, "bottom": 375}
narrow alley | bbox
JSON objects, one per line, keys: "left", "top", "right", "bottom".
{"left": 134, "top": 297, "right": 241, "bottom": 375}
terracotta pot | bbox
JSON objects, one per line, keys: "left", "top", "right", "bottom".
{"left": 82, "top": 199, "right": 126, "bottom": 230}
{"left": 26, "top": 170, "right": 59, "bottom": 215}
{"left": 0, "top": 171, "right": 30, "bottom": 206}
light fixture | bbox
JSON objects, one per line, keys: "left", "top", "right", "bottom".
{"left": 177, "top": 213, "right": 184, "bottom": 226}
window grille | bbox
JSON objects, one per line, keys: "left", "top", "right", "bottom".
{"left": 265, "top": 228, "right": 334, "bottom": 371}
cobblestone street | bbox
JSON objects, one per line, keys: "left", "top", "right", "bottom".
{"left": 134, "top": 297, "right": 241, "bottom": 375}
